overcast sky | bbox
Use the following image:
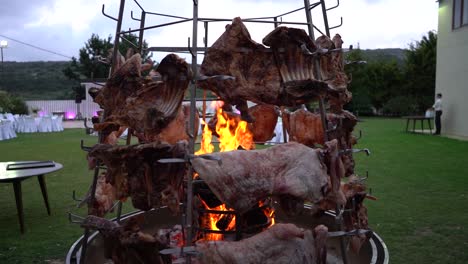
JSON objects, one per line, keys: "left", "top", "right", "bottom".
{"left": 0, "top": 0, "right": 439, "bottom": 62}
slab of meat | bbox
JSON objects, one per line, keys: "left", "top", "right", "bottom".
{"left": 281, "top": 108, "right": 357, "bottom": 176}
{"left": 196, "top": 223, "right": 327, "bottom": 264}
{"left": 248, "top": 104, "right": 279, "bottom": 143}
{"left": 88, "top": 141, "right": 188, "bottom": 215}
{"left": 137, "top": 104, "right": 200, "bottom": 144}
{"left": 282, "top": 109, "right": 325, "bottom": 146}
{"left": 199, "top": 17, "right": 329, "bottom": 121}
{"left": 191, "top": 142, "right": 329, "bottom": 214}
{"left": 81, "top": 215, "right": 171, "bottom": 264}
{"left": 93, "top": 53, "right": 191, "bottom": 140}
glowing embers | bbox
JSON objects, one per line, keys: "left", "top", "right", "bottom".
{"left": 194, "top": 179, "right": 275, "bottom": 241}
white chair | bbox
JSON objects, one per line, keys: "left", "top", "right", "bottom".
{"left": 38, "top": 116, "right": 53, "bottom": 132}
{"left": 22, "top": 117, "right": 38, "bottom": 133}
{"left": 0, "top": 120, "right": 16, "bottom": 140}
{"left": 51, "top": 115, "right": 64, "bottom": 132}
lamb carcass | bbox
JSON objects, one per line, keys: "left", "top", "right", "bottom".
{"left": 196, "top": 223, "right": 325, "bottom": 264}
{"left": 191, "top": 142, "right": 329, "bottom": 214}
{"left": 88, "top": 141, "right": 188, "bottom": 215}
{"left": 81, "top": 215, "right": 171, "bottom": 264}
{"left": 92, "top": 53, "right": 191, "bottom": 140}
{"left": 199, "top": 17, "right": 329, "bottom": 121}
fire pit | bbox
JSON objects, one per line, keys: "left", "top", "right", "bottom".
{"left": 66, "top": 205, "right": 388, "bottom": 264}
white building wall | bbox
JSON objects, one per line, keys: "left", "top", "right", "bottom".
{"left": 436, "top": 1, "right": 468, "bottom": 138}
{"left": 25, "top": 82, "right": 102, "bottom": 119}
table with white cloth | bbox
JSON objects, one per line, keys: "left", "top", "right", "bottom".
{"left": 268, "top": 120, "right": 289, "bottom": 144}
{"left": 0, "top": 119, "right": 17, "bottom": 141}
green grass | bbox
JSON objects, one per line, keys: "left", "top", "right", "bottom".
{"left": 354, "top": 118, "right": 468, "bottom": 263}
{"left": 0, "top": 119, "right": 468, "bottom": 263}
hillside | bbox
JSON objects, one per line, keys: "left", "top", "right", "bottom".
{"left": 0, "top": 61, "right": 77, "bottom": 100}
{"left": 0, "top": 48, "right": 407, "bottom": 100}
{"left": 361, "top": 48, "right": 406, "bottom": 64}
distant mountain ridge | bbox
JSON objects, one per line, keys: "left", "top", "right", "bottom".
{"left": 360, "top": 48, "right": 406, "bottom": 64}
{"left": 0, "top": 48, "right": 407, "bottom": 100}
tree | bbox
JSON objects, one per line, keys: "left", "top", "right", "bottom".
{"left": 63, "top": 33, "right": 150, "bottom": 80}
{"left": 0, "top": 90, "right": 28, "bottom": 114}
{"left": 403, "top": 31, "right": 437, "bottom": 113}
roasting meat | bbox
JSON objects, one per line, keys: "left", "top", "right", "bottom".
{"left": 81, "top": 215, "right": 171, "bottom": 264}
{"left": 248, "top": 104, "right": 279, "bottom": 143}
{"left": 89, "top": 173, "right": 117, "bottom": 216}
{"left": 199, "top": 17, "right": 329, "bottom": 121}
{"left": 191, "top": 142, "right": 329, "bottom": 214}
{"left": 138, "top": 104, "right": 200, "bottom": 144}
{"left": 88, "top": 141, "right": 188, "bottom": 214}
{"left": 196, "top": 223, "right": 321, "bottom": 264}
{"left": 92, "top": 53, "right": 191, "bottom": 140}
{"left": 282, "top": 109, "right": 325, "bottom": 146}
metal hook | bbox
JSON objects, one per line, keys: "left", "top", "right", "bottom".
{"left": 68, "top": 212, "right": 85, "bottom": 224}
{"left": 326, "top": 0, "right": 340, "bottom": 11}
{"left": 187, "top": 37, "right": 195, "bottom": 58}
{"left": 329, "top": 17, "right": 343, "bottom": 30}
{"left": 193, "top": 0, "right": 198, "bottom": 5}
{"left": 355, "top": 130, "right": 362, "bottom": 140}
{"left": 131, "top": 11, "right": 141, "bottom": 21}
{"left": 358, "top": 171, "right": 369, "bottom": 183}
{"left": 80, "top": 140, "right": 93, "bottom": 152}
{"left": 72, "top": 190, "right": 83, "bottom": 202}
{"left": 102, "top": 4, "right": 118, "bottom": 21}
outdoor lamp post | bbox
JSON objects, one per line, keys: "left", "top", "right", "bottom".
{"left": 0, "top": 40, "right": 7, "bottom": 73}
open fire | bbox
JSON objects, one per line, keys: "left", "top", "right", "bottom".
{"left": 195, "top": 102, "right": 274, "bottom": 241}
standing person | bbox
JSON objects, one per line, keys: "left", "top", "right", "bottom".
{"left": 433, "top": 93, "right": 443, "bottom": 135}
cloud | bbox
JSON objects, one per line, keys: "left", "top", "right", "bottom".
{"left": 0, "top": 0, "right": 438, "bottom": 62}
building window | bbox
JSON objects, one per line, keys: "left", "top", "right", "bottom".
{"left": 453, "top": 0, "right": 468, "bottom": 29}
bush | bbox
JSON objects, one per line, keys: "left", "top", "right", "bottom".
{"left": 382, "top": 96, "right": 418, "bottom": 116}
{"left": 0, "top": 90, "right": 29, "bottom": 114}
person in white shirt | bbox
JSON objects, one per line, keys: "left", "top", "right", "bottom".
{"left": 432, "top": 93, "right": 442, "bottom": 135}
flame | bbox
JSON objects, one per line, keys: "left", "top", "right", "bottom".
{"left": 215, "top": 108, "right": 255, "bottom": 152}
{"left": 199, "top": 199, "right": 235, "bottom": 241}
{"left": 195, "top": 101, "right": 274, "bottom": 241}
{"left": 260, "top": 200, "right": 276, "bottom": 227}
{"left": 195, "top": 120, "right": 214, "bottom": 155}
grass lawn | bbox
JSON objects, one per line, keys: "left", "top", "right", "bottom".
{"left": 0, "top": 118, "right": 467, "bottom": 263}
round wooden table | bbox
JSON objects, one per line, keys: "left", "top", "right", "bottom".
{"left": 0, "top": 161, "right": 63, "bottom": 233}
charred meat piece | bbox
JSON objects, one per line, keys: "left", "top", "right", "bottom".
{"left": 199, "top": 18, "right": 328, "bottom": 121}
{"left": 93, "top": 53, "right": 191, "bottom": 139}
{"left": 191, "top": 142, "right": 329, "bottom": 214}
{"left": 81, "top": 215, "right": 171, "bottom": 264}
{"left": 88, "top": 141, "right": 188, "bottom": 214}
{"left": 196, "top": 223, "right": 318, "bottom": 264}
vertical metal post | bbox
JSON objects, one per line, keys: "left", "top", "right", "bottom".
{"left": 303, "top": 0, "right": 315, "bottom": 40}
{"left": 1, "top": 47, "right": 3, "bottom": 73}
{"left": 138, "top": 11, "right": 147, "bottom": 53}
{"left": 273, "top": 17, "right": 279, "bottom": 28}
{"left": 320, "top": 0, "right": 330, "bottom": 37}
{"left": 110, "top": 0, "right": 126, "bottom": 76}
{"left": 186, "top": 1, "right": 198, "bottom": 262}
{"left": 202, "top": 21, "right": 208, "bottom": 121}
